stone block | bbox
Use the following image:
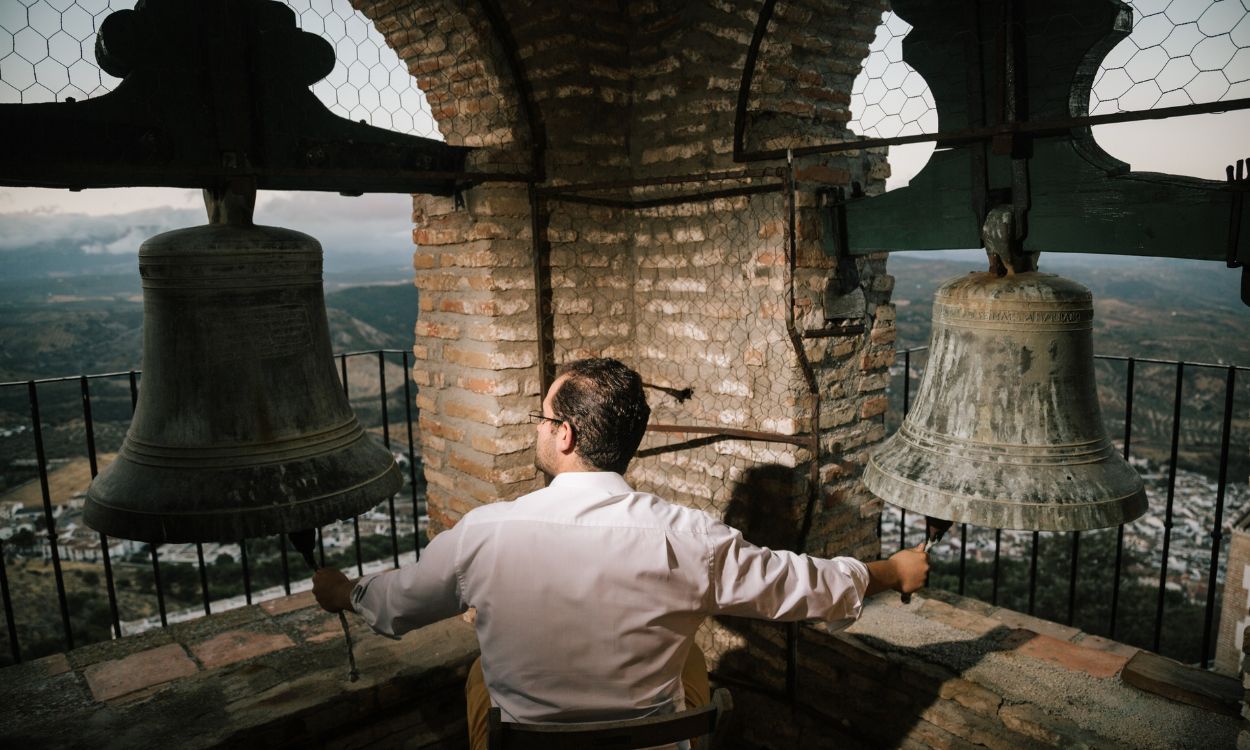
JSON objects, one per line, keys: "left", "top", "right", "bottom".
{"left": 990, "top": 607, "right": 1081, "bottom": 642}
{"left": 261, "top": 590, "right": 318, "bottom": 617}
{"left": 191, "top": 630, "right": 297, "bottom": 670}
{"left": 83, "top": 643, "right": 199, "bottom": 702}
{"left": 1004, "top": 629, "right": 1129, "bottom": 679}
{"left": 1122, "top": 648, "right": 1242, "bottom": 716}
{"left": 938, "top": 677, "right": 1003, "bottom": 717}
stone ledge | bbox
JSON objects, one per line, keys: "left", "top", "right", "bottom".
{"left": 920, "top": 586, "right": 1241, "bottom": 711}
{"left": 1122, "top": 649, "right": 1243, "bottom": 717}
{"left": 0, "top": 594, "right": 479, "bottom": 749}
{"left": 804, "top": 590, "right": 1242, "bottom": 749}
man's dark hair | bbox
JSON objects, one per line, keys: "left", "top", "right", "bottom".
{"left": 552, "top": 358, "right": 651, "bottom": 474}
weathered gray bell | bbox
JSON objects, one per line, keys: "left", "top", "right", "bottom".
{"left": 84, "top": 187, "right": 401, "bottom": 543}
{"left": 863, "top": 270, "right": 1147, "bottom": 531}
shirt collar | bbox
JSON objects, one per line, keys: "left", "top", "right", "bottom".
{"left": 547, "top": 471, "right": 635, "bottom": 495}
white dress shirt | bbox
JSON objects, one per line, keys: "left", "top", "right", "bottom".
{"left": 352, "top": 471, "right": 870, "bottom": 725}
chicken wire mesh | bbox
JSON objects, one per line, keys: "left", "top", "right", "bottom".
{"left": 0, "top": 0, "right": 443, "bottom": 139}
{"left": 848, "top": 1, "right": 1250, "bottom": 142}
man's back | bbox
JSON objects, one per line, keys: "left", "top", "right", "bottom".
{"left": 459, "top": 471, "right": 714, "bottom": 723}
{"left": 352, "top": 471, "right": 869, "bottom": 725}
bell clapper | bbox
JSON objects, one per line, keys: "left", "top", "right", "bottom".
{"left": 900, "top": 516, "right": 954, "bottom": 604}
{"left": 289, "top": 529, "right": 361, "bottom": 683}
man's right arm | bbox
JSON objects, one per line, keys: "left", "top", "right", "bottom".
{"left": 865, "top": 544, "right": 929, "bottom": 597}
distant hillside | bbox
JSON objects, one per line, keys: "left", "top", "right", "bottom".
{"left": 889, "top": 252, "right": 1249, "bottom": 364}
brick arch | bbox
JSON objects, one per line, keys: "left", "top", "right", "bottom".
{"left": 352, "top": 0, "right": 541, "bottom": 173}
{"left": 735, "top": 0, "right": 886, "bottom": 160}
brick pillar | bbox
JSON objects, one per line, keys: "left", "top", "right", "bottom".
{"left": 411, "top": 186, "right": 542, "bottom": 533}
{"left": 357, "top": 0, "right": 543, "bottom": 533}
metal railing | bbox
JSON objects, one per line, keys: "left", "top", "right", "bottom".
{"left": 882, "top": 346, "right": 1249, "bottom": 668}
{"left": 0, "top": 348, "right": 423, "bottom": 665}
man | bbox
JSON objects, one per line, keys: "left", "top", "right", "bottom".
{"left": 314, "top": 357, "right": 928, "bottom": 748}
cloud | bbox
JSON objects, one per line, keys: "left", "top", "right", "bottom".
{"left": 0, "top": 206, "right": 202, "bottom": 252}
{"left": 81, "top": 225, "right": 170, "bottom": 255}
{"left": 0, "top": 191, "right": 417, "bottom": 264}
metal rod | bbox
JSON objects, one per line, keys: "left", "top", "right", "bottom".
{"left": 801, "top": 323, "right": 865, "bottom": 339}
{"left": 538, "top": 168, "right": 783, "bottom": 195}
{"left": 402, "top": 350, "right": 421, "bottom": 559}
{"left": 150, "top": 544, "right": 167, "bottom": 628}
{"left": 1067, "top": 531, "right": 1080, "bottom": 627}
{"left": 530, "top": 183, "right": 554, "bottom": 402}
{"left": 340, "top": 354, "right": 348, "bottom": 398}
{"left": 81, "top": 375, "right": 121, "bottom": 638}
{"left": 645, "top": 424, "right": 812, "bottom": 445}
{"left": 352, "top": 517, "right": 363, "bottom": 577}
{"left": 279, "top": 534, "right": 291, "bottom": 596}
{"left": 1028, "top": 531, "right": 1039, "bottom": 615}
{"left": 738, "top": 97, "right": 1250, "bottom": 162}
{"left": 196, "top": 542, "right": 211, "bottom": 616}
{"left": 992, "top": 528, "right": 1002, "bottom": 606}
{"left": 900, "top": 350, "right": 912, "bottom": 552}
{"left": 958, "top": 524, "right": 967, "bottom": 596}
{"left": 0, "top": 537, "right": 20, "bottom": 663}
{"left": 379, "top": 351, "right": 391, "bottom": 449}
{"left": 1200, "top": 366, "right": 1236, "bottom": 667}
{"left": 734, "top": 0, "right": 778, "bottom": 161}
{"left": 547, "top": 182, "right": 783, "bottom": 209}
{"left": 1155, "top": 362, "right": 1185, "bottom": 652}
{"left": 240, "top": 538, "right": 252, "bottom": 606}
{"left": 1110, "top": 356, "right": 1134, "bottom": 639}
{"left": 28, "top": 381, "right": 73, "bottom": 650}
{"left": 475, "top": 0, "right": 545, "bottom": 180}
{"left": 780, "top": 153, "right": 823, "bottom": 563}
{"left": 379, "top": 352, "right": 399, "bottom": 568}
{"left": 288, "top": 530, "right": 359, "bottom": 682}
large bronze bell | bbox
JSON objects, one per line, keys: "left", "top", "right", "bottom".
{"left": 84, "top": 188, "right": 402, "bottom": 543}
{"left": 863, "top": 268, "right": 1147, "bottom": 532}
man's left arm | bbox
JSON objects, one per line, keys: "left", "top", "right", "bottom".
{"left": 313, "top": 522, "right": 467, "bottom": 637}
{"left": 708, "top": 525, "right": 928, "bottom": 629}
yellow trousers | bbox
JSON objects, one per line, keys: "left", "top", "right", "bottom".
{"left": 465, "top": 644, "right": 710, "bottom": 750}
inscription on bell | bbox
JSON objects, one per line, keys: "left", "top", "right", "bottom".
{"left": 200, "top": 304, "right": 313, "bottom": 363}
{"left": 935, "top": 306, "right": 1093, "bottom": 324}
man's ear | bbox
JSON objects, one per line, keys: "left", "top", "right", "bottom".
{"left": 557, "top": 422, "right": 576, "bottom": 454}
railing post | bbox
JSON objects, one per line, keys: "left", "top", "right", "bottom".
{"left": 196, "top": 542, "right": 211, "bottom": 616}
{"left": 1028, "top": 531, "right": 1039, "bottom": 616}
{"left": 240, "top": 538, "right": 252, "bottom": 606}
{"left": 81, "top": 375, "right": 122, "bottom": 638}
{"left": 403, "top": 350, "right": 422, "bottom": 559}
{"left": 379, "top": 352, "right": 399, "bottom": 568}
{"left": 1154, "top": 362, "right": 1184, "bottom": 652}
{"left": 1110, "top": 356, "right": 1134, "bottom": 640}
{"left": 1200, "top": 366, "right": 1236, "bottom": 667}
{"left": 29, "top": 381, "right": 73, "bottom": 650}
{"left": 1, "top": 536, "right": 20, "bottom": 663}
{"left": 150, "top": 544, "right": 167, "bottom": 628}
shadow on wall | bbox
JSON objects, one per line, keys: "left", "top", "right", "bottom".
{"left": 710, "top": 462, "right": 1027, "bottom": 749}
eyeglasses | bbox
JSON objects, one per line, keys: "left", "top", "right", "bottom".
{"left": 528, "top": 411, "right": 566, "bottom": 427}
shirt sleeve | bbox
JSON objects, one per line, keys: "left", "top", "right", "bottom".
{"left": 707, "top": 521, "right": 870, "bottom": 631}
{"left": 351, "top": 521, "right": 467, "bottom": 637}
